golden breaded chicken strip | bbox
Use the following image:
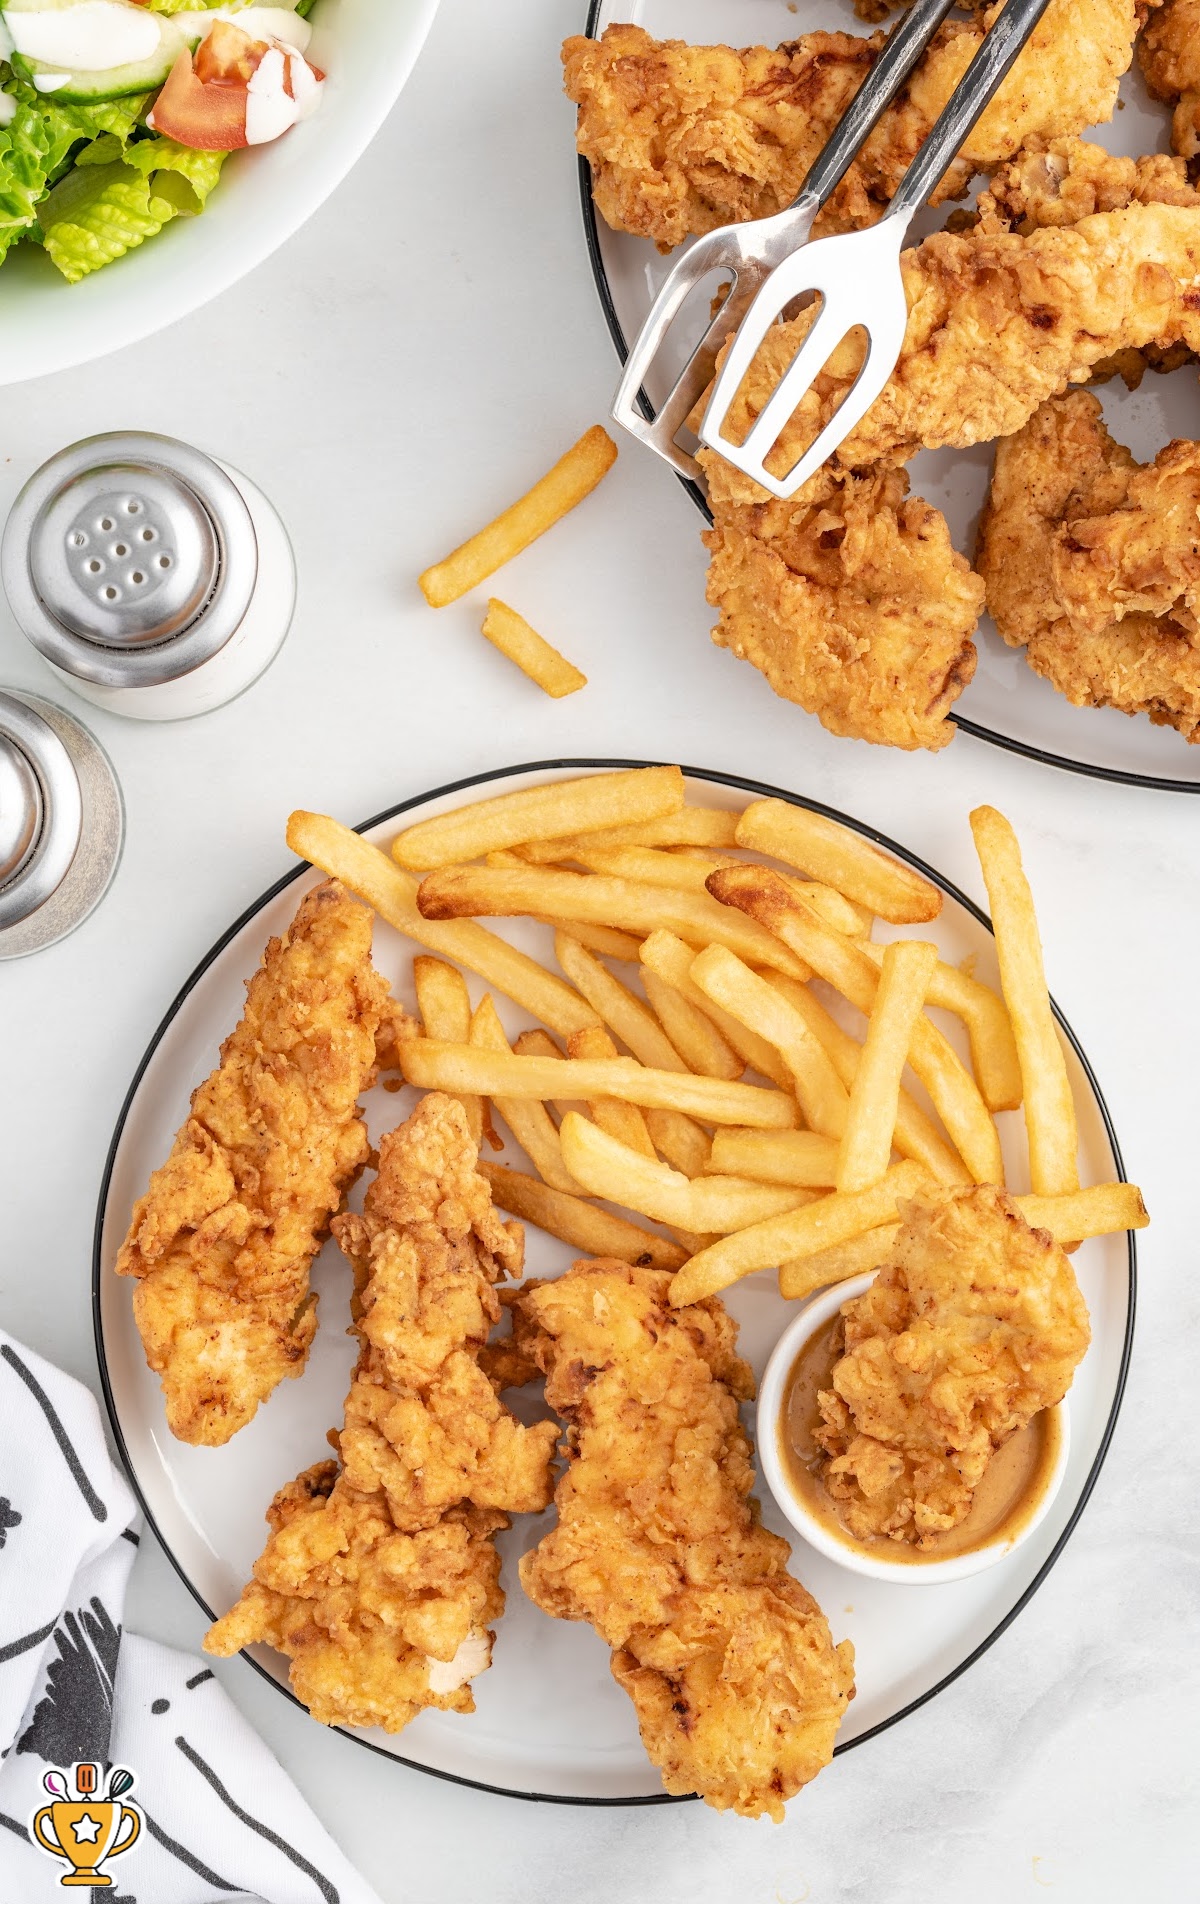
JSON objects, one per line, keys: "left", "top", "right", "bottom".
{"left": 565, "top": 7, "right": 1141, "bottom": 251}
{"left": 816, "top": 1186, "right": 1090, "bottom": 1544}
{"left": 116, "top": 880, "right": 391, "bottom": 1446}
{"left": 516, "top": 1260, "right": 854, "bottom": 1821}
{"left": 978, "top": 389, "right": 1200, "bottom": 741}
{"left": 1139, "top": 0, "right": 1200, "bottom": 159}
{"left": 205, "top": 1095, "right": 558, "bottom": 1731}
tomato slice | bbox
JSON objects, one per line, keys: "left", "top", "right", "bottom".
{"left": 148, "top": 24, "right": 269, "bottom": 152}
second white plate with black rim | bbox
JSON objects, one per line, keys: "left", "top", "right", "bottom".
{"left": 94, "top": 762, "right": 1136, "bottom": 1804}
{"left": 578, "top": 0, "right": 1200, "bottom": 792}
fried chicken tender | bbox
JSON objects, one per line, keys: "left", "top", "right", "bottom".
{"left": 977, "top": 389, "right": 1200, "bottom": 740}
{"left": 815, "top": 1187, "right": 1090, "bottom": 1545}
{"left": 1139, "top": 0, "right": 1200, "bottom": 159}
{"left": 205, "top": 1095, "right": 558, "bottom": 1731}
{"left": 115, "top": 881, "right": 392, "bottom": 1447}
{"left": 564, "top": 9, "right": 1141, "bottom": 252}
{"left": 702, "top": 462, "right": 982, "bottom": 750}
{"left": 515, "top": 1260, "right": 855, "bottom": 1821}
{"left": 972, "top": 135, "right": 1200, "bottom": 232}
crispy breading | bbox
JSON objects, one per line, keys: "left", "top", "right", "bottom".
{"left": 205, "top": 1095, "right": 559, "bottom": 1731}
{"left": 115, "top": 880, "right": 391, "bottom": 1446}
{"left": 815, "top": 1187, "right": 1090, "bottom": 1545}
{"left": 702, "top": 463, "right": 982, "bottom": 751}
{"left": 972, "top": 135, "right": 1200, "bottom": 233}
{"left": 1139, "top": 0, "right": 1200, "bottom": 159}
{"left": 977, "top": 388, "right": 1200, "bottom": 741}
{"left": 516, "top": 1260, "right": 854, "bottom": 1821}
{"left": 564, "top": 8, "right": 1141, "bottom": 252}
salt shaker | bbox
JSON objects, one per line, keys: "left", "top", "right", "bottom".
{"left": 2, "top": 432, "right": 296, "bottom": 721}
{"left": 0, "top": 689, "right": 123, "bottom": 958}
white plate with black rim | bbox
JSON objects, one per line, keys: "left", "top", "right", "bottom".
{"left": 94, "top": 761, "right": 1136, "bottom": 1805}
{"left": 578, "top": 0, "right": 1200, "bottom": 792}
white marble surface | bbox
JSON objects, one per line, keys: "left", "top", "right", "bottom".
{"left": 1, "top": 2, "right": 1198, "bottom": 1898}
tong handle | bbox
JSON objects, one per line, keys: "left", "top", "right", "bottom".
{"left": 800, "top": 0, "right": 959, "bottom": 210}
{"left": 888, "top": 0, "right": 1054, "bottom": 221}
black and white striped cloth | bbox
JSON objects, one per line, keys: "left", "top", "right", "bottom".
{"left": 0, "top": 1329, "right": 375, "bottom": 1904}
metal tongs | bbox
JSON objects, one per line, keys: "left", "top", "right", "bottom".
{"left": 612, "top": 0, "right": 1051, "bottom": 498}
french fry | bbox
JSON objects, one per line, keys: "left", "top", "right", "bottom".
{"left": 568, "top": 1025, "right": 658, "bottom": 1159}
{"left": 399, "top": 1042, "right": 800, "bottom": 1127}
{"left": 479, "top": 1161, "right": 685, "bottom": 1272}
{"left": 767, "top": 974, "right": 969, "bottom": 1187}
{"left": 481, "top": 598, "right": 587, "bottom": 698}
{"left": 970, "top": 806, "right": 1079, "bottom": 1197}
{"left": 710, "top": 867, "right": 1002, "bottom": 1185}
{"left": 515, "top": 808, "right": 741, "bottom": 859}
{"left": 513, "top": 1028, "right": 580, "bottom": 1117}
{"left": 575, "top": 846, "right": 867, "bottom": 938}
{"left": 859, "top": 940, "right": 1022, "bottom": 1114}
{"left": 391, "top": 766, "right": 683, "bottom": 871}
{"left": 286, "top": 812, "right": 599, "bottom": 1041}
{"left": 639, "top": 930, "right": 795, "bottom": 1090}
{"left": 412, "top": 956, "right": 482, "bottom": 1146}
{"left": 779, "top": 1225, "right": 901, "bottom": 1301}
{"left": 837, "top": 940, "right": 939, "bottom": 1193}
{"left": 688, "top": 945, "right": 849, "bottom": 1140}
{"left": 470, "top": 995, "right": 579, "bottom": 1194}
{"left": 417, "top": 864, "right": 812, "bottom": 981}
{"left": 735, "top": 799, "right": 942, "bottom": 924}
{"left": 708, "top": 1129, "right": 840, "bottom": 1188}
{"left": 418, "top": 425, "right": 617, "bottom": 607}
{"left": 672, "top": 1161, "right": 927, "bottom": 1305}
{"left": 640, "top": 969, "right": 743, "bottom": 1082}
{"left": 559, "top": 1113, "right": 817, "bottom": 1233}
{"left": 554, "top": 931, "right": 685, "bottom": 1072}
{"left": 535, "top": 919, "right": 643, "bottom": 962}
{"left": 1016, "top": 1183, "right": 1148, "bottom": 1242}
{"left": 644, "top": 1108, "right": 713, "bottom": 1177}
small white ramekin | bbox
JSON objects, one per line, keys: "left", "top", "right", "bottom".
{"left": 757, "top": 1273, "right": 1071, "bottom": 1584}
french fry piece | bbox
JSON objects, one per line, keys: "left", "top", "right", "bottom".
{"left": 859, "top": 940, "right": 1022, "bottom": 1114}
{"left": 639, "top": 930, "right": 795, "bottom": 1090}
{"left": 735, "top": 799, "right": 942, "bottom": 924}
{"left": 644, "top": 1108, "right": 713, "bottom": 1177}
{"left": 559, "top": 1114, "right": 818, "bottom": 1233}
{"left": 688, "top": 945, "right": 849, "bottom": 1140}
{"left": 711, "top": 867, "right": 1002, "bottom": 1186}
{"left": 576, "top": 846, "right": 867, "bottom": 939}
{"left": 415, "top": 865, "right": 812, "bottom": 981}
{"left": 708, "top": 1129, "right": 840, "bottom": 1188}
{"left": 286, "top": 813, "right": 598, "bottom": 1040}
{"left": 470, "top": 995, "right": 579, "bottom": 1194}
{"left": 391, "top": 766, "right": 682, "bottom": 871}
{"left": 515, "top": 808, "right": 741, "bottom": 859}
{"left": 673, "top": 1161, "right": 928, "bottom": 1306}
{"left": 535, "top": 918, "right": 643, "bottom": 962}
{"left": 554, "top": 931, "right": 685, "bottom": 1072}
{"left": 481, "top": 598, "right": 587, "bottom": 698}
{"left": 1016, "top": 1183, "right": 1148, "bottom": 1242}
{"left": 641, "top": 969, "right": 743, "bottom": 1082}
{"left": 479, "top": 1161, "right": 684, "bottom": 1272}
{"left": 768, "top": 974, "right": 969, "bottom": 1187}
{"left": 418, "top": 425, "right": 618, "bottom": 607}
{"left": 970, "top": 807, "right": 1079, "bottom": 1197}
{"left": 837, "top": 940, "right": 939, "bottom": 1193}
{"left": 412, "top": 956, "right": 482, "bottom": 1146}
{"left": 779, "top": 1225, "right": 902, "bottom": 1301}
{"left": 513, "top": 1028, "right": 580, "bottom": 1117}
{"left": 399, "top": 1043, "right": 800, "bottom": 1127}
{"left": 568, "top": 1025, "right": 659, "bottom": 1159}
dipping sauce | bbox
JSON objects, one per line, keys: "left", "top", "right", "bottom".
{"left": 778, "top": 1315, "right": 1062, "bottom": 1565}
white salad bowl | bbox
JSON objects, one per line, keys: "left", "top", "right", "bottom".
{"left": 0, "top": 0, "right": 440, "bottom": 386}
{"left": 757, "top": 1273, "right": 1073, "bottom": 1586}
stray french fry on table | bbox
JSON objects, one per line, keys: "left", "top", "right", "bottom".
{"left": 481, "top": 599, "right": 587, "bottom": 698}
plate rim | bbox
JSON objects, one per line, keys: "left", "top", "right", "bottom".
{"left": 91, "top": 757, "right": 1138, "bottom": 1806}
{"left": 575, "top": 0, "right": 1200, "bottom": 796}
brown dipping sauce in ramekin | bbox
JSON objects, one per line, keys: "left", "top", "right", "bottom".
{"left": 778, "top": 1315, "right": 1062, "bottom": 1565}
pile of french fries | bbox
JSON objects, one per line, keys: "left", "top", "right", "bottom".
{"left": 287, "top": 767, "right": 1147, "bottom": 1310}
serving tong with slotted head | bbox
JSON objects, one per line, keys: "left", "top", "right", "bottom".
{"left": 613, "top": 0, "right": 1053, "bottom": 499}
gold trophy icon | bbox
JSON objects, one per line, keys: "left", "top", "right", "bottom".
{"left": 31, "top": 1763, "right": 141, "bottom": 1888}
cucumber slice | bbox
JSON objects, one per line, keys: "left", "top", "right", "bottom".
{"left": 1, "top": 3, "right": 184, "bottom": 102}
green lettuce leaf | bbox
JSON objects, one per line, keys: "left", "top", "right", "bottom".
{"left": 0, "top": 90, "right": 50, "bottom": 261}
{"left": 38, "top": 135, "right": 224, "bottom": 282}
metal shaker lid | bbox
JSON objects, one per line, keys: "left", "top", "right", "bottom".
{"left": 2, "top": 432, "right": 258, "bottom": 689}
{"left": 0, "top": 690, "right": 123, "bottom": 957}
